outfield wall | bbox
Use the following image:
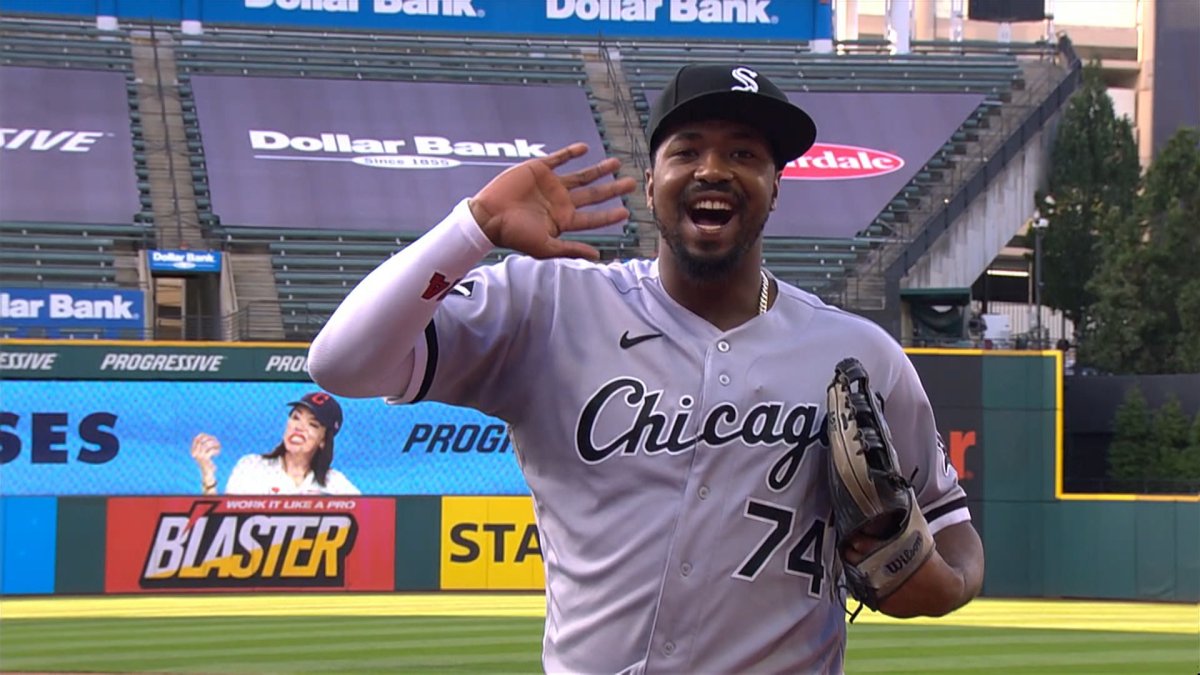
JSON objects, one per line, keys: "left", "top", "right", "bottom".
{"left": 1, "top": 341, "right": 1195, "bottom": 601}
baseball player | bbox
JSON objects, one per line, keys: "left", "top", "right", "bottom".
{"left": 190, "top": 391, "right": 359, "bottom": 496}
{"left": 309, "top": 64, "right": 983, "bottom": 673}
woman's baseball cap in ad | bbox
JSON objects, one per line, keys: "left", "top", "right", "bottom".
{"left": 647, "top": 64, "right": 817, "bottom": 169}
{"left": 288, "top": 391, "right": 343, "bottom": 436}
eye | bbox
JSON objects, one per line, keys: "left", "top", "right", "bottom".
{"left": 670, "top": 147, "right": 698, "bottom": 160}
{"left": 733, "top": 148, "right": 759, "bottom": 160}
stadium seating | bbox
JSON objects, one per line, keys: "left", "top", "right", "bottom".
{"left": 178, "top": 28, "right": 1050, "bottom": 333}
{"left": 0, "top": 17, "right": 154, "bottom": 293}
{"left": 0, "top": 222, "right": 149, "bottom": 288}
{"left": 163, "top": 26, "right": 639, "bottom": 338}
{"left": 0, "top": 14, "right": 1066, "bottom": 339}
{"left": 614, "top": 37, "right": 1040, "bottom": 300}
{"left": 0, "top": 17, "right": 132, "bottom": 71}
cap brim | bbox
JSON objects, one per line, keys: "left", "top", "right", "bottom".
{"left": 651, "top": 91, "right": 817, "bottom": 168}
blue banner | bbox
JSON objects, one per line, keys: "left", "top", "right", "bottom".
{"left": 0, "top": 0, "right": 832, "bottom": 40}
{"left": 0, "top": 380, "right": 526, "bottom": 496}
{"left": 0, "top": 288, "right": 145, "bottom": 339}
{"left": 148, "top": 249, "right": 222, "bottom": 273}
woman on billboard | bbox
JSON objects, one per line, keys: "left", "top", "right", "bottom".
{"left": 190, "top": 391, "right": 359, "bottom": 495}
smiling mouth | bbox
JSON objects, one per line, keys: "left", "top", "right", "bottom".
{"left": 287, "top": 433, "right": 306, "bottom": 445}
{"left": 687, "top": 198, "right": 736, "bottom": 231}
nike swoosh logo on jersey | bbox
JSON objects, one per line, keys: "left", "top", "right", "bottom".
{"left": 619, "top": 331, "right": 664, "bottom": 349}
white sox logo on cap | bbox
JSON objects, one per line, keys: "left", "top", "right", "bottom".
{"left": 730, "top": 67, "right": 760, "bottom": 92}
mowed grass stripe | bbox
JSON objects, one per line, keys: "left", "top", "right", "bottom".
{"left": 848, "top": 627, "right": 1183, "bottom": 650}
{"left": 165, "top": 636, "right": 543, "bottom": 672}
{"left": 5, "top": 595, "right": 1194, "bottom": 634}
{"left": 1, "top": 614, "right": 1195, "bottom": 674}
{"left": 0, "top": 616, "right": 541, "bottom": 655}
{"left": 0, "top": 625, "right": 541, "bottom": 670}
{"left": 851, "top": 598, "right": 1197, "bottom": 635}
{"left": 848, "top": 646, "right": 1196, "bottom": 673}
{"left": 846, "top": 626, "right": 1198, "bottom": 675}
{"left": 19, "top": 638, "right": 545, "bottom": 675}
{"left": 0, "top": 614, "right": 506, "bottom": 638}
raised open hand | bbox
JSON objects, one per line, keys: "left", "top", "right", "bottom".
{"left": 468, "top": 143, "right": 638, "bottom": 260}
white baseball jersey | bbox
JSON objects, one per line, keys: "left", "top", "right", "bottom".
{"left": 225, "top": 455, "right": 360, "bottom": 496}
{"left": 391, "top": 253, "right": 970, "bottom": 674}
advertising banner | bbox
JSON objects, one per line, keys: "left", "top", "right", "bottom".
{"left": 646, "top": 90, "right": 985, "bottom": 238}
{"left": 0, "top": 0, "right": 832, "bottom": 41}
{"left": 0, "top": 66, "right": 140, "bottom": 224}
{"left": 190, "top": 75, "right": 621, "bottom": 232}
{"left": 148, "top": 250, "right": 222, "bottom": 274}
{"left": 440, "top": 496, "right": 543, "bottom": 590}
{"left": 0, "top": 340, "right": 309, "bottom": 380}
{"left": 909, "top": 353, "right": 984, "bottom": 502}
{"left": 0, "top": 380, "right": 522, "bottom": 496}
{"left": 104, "top": 496, "right": 396, "bottom": 592}
{"left": 0, "top": 289, "right": 145, "bottom": 339}
{"left": 778, "top": 92, "right": 984, "bottom": 238}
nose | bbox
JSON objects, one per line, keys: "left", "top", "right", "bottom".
{"left": 693, "top": 149, "right": 733, "bottom": 182}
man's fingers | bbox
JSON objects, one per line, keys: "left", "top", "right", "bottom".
{"left": 563, "top": 206, "right": 630, "bottom": 232}
{"left": 541, "top": 143, "right": 589, "bottom": 171}
{"left": 561, "top": 157, "right": 622, "bottom": 189}
{"left": 570, "top": 176, "right": 638, "bottom": 209}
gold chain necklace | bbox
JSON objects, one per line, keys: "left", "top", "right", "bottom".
{"left": 758, "top": 269, "right": 769, "bottom": 316}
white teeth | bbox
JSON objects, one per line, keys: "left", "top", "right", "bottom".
{"left": 692, "top": 199, "right": 732, "bottom": 211}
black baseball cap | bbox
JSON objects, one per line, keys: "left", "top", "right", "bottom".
{"left": 288, "top": 391, "right": 343, "bottom": 436}
{"left": 647, "top": 64, "right": 817, "bottom": 169}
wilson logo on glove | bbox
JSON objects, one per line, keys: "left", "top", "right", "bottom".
{"left": 884, "top": 536, "right": 925, "bottom": 576}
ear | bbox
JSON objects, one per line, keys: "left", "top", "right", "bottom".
{"left": 644, "top": 167, "right": 655, "bottom": 211}
{"left": 770, "top": 172, "right": 781, "bottom": 211}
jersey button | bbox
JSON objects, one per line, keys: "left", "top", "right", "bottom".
{"left": 698, "top": 486, "right": 710, "bottom": 500}
{"left": 680, "top": 562, "right": 692, "bottom": 577}
{"left": 717, "top": 340, "right": 730, "bottom": 352}
{"left": 663, "top": 641, "right": 676, "bottom": 655}
{"left": 718, "top": 374, "right": 730, "bottom": 385}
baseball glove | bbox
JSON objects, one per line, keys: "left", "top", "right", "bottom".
{"left": 825, "top": 357, "right": 934, "bottom": 612}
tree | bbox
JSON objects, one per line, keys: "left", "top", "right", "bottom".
{"left": 1039, "top": 64, "right": 1141, "bottom": 338}
{"left": 1183, "top": 412, "right": 1200, "bottom": 482}
{"left": 1082, "top": 209, "right": 1159, "bottom": 373}
{"left": 1177, "top": 412, "right": 1200, "bottom": 485}
{"left": 1148, "top": 396, "right": 1192, "bottom": 491}
{"left": 1107, "top": 386, "right": 1153, "bottom": 486}
{"left": 1140, "top": 129, "right": 1200, "bottom": 373}
{"left": 1085, "top": 127, "right": 1200, "bottom": 373}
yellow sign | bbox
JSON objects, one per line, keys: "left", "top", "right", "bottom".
{"left": 440, "top": 496, "right": 545, "bottom": 590}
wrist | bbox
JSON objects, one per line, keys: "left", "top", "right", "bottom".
{"left": 466, "top": 198, "right": 499, "bottom": 244}
{"left": 878, "top": 552, "right": 963, "bottom": 618}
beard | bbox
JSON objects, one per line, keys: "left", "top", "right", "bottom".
{"left": 654, "top": 205, "right": 768, "bottom": 282}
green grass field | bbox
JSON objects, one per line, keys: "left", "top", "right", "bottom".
{"left": 0, "top": 597, "right": 1195, "bottom": 674}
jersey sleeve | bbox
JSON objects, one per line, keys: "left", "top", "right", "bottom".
{"left": 882, "top": 352, "right": 971, "bottom": 536}
{"left": 391, "top": 254, "right": 555, "bottom": 422}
